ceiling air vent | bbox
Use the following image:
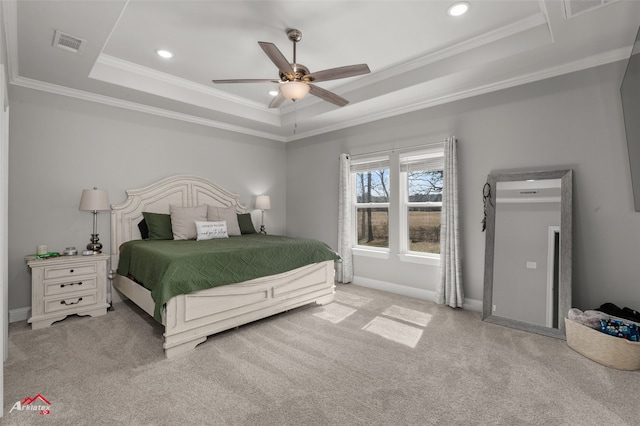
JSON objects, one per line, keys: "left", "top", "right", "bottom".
{"left": 563, "top": 0, "right": 618, "bottom": 19}
{"left": 52, "top": 30, "right": 86, "bottom": 54}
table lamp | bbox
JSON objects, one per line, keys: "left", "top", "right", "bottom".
{"left": 255, "top": 195, "right": 271, "bottom": 234}
{"left": 79, "top": 187, "right": 110, "bottom": 253}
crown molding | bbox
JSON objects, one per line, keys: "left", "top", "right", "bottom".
{"left": 9, "top": 40, "right": 627, "bottom": 145}
{"left": 90, "top": 54, "right": 281, "bottom": 127}
{"left": 374, "top": 13, "right": 550, "bottom": 80}
{"left": 9, "top": 76, "right": 287, "bottom": 142}
{"left": 93, "top": 54, "right": 267, "bottom": 109}
{"left": 2, "top": 0, "right": 629, "bottom": 146}
{"left": 284, "top": 46, "right": 630, "bottom": 142}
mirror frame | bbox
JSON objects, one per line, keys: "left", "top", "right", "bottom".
{"left": 482, "top": 169, "right": 572, "bottom": 339}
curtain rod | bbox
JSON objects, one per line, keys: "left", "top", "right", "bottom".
{"left": 348, "top": 138, "right": 449, "bottom": 160}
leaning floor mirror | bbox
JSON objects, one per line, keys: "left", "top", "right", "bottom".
{"left": 482, "top": 169, "right": 572, "bottom": 339}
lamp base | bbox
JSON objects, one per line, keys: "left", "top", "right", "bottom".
{"left": 259, "top": 225, "right": 267, "bottom": 235}
{"left": 87, "top": 234, "right": 102, "bottom": 254}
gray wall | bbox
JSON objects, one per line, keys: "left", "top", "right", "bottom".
{"left": 8, "top": 86, "right": 285, "bottom": 311}
{"left": 286, "top": 60, "right": 640, "bottom": 311}
{"left": 8, "top": 60, "right": 640, "bottom": 315}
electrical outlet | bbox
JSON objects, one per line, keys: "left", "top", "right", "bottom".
{"left": 526, "top": 261, "right": 537, "bottom": 269}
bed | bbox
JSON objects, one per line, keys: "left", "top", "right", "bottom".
{"left": 110, "top": 175, "right": 338, "bottom": 358}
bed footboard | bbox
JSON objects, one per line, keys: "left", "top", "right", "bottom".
{"left": 163, "top": 260, "right": 335, "bottom": 358}
{"left": 114, "top": 260, "right": 335, "bottom": 358}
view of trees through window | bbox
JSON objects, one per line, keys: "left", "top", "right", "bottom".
{"left": 407, "top": 170, "right": 443, "bottom": 253}
{"left": 355, "top": 167, "right": 443, "bottom": 253}
{"left": 356, "top": 169, "right": 389, "bottom": 248}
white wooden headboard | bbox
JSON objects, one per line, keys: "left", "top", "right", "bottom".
{"left": 110, "top": 175, "right": 249, "bottom": 267}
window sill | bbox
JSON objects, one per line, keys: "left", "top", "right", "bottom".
{"left": 352, "top": 247, "right": 390, "bottom": 260}
{"left": 398, "top": 253, "right": 440, "bottom": 266}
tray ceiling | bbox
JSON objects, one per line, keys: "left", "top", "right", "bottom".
{"left": 4, "top": 0, "right": 640, "bottom": 141}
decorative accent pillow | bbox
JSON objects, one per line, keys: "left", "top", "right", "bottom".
{"left": 141, "top": 212, "right": 173, "bottom": 240}
{"left": 195, "top": 220, "right": 229, "bottom": 240}
{"left": 207, "top": 205, "right": 241, "bottom": 236}
{"left": 237, "top": 213, "right": 257, "bottom": 234}
{"left": 138, "top": 219, "right": 149, "bottom": 240}
{"left": 169, "top": 205, "right": 207, "bottom": 240}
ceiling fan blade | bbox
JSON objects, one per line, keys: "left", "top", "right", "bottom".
{"left": 306, "top": 64, "right": 370, "bottom": 82}
{"left": 268, "top": 93, "right": 286, "bottom": 109}
{"left": 212, "top": 79, "right": 278, "bottom": 84}
{"left": 258, "top": 41, "right": 294, "bottom": 76}
{"left": 308, "top": 84, "right": 349, "bottom": 107}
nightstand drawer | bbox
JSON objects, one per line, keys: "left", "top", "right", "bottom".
{"left": 44, "top": 292, "right": 97, "bottom": 314}
{"left": 44, "top": 263, "right": 97, "bottom": 280}
{"left": 44, "top": 277, "right": 97, "bottom": 297}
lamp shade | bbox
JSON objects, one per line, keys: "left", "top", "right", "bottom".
{"left": 79, "top": 188, "right": 110, "bottom": 211}
{"left": 279, "top": 81, "right": 310, "bottom": 100}
{"left": 255, "top": 195, "right": 271, "bottom": 210}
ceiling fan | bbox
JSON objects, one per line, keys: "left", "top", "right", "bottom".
{"left": 212, "top": 29, "right": 370, "bottom": 108}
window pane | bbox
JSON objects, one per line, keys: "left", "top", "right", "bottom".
{"left": 408, "top": 170, "right": 443, "bottom": 202}
{"left": 408, "top": 206, "right": 441, "bottom": 253}
{"left": 356, "top": 169, "right": 390, "bottom": 203}
{"left": 356, "top": 207, "right": 389, "bottom": 248}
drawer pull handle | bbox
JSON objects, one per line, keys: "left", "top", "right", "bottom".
{"left": 60, "top": 282, "right": 83, "bottom": 288}
{"left": 69, "top": 269, "right": 74, "bottom": 273}
{"left": 60, "top": 297, "right": 82, "bottom": 306}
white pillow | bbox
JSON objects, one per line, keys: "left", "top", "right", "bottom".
{"left": 195, "top": 220, "right": 229, "bottom": 240}
{"left": 169, "top": 205, "right": 207, "bottom": 240}
{"left": 207, "top": 205, "right": 241, "bottom": 236}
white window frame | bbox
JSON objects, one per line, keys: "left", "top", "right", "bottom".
{"left": 349, "top": 147, "right": 444, "bottom": 266}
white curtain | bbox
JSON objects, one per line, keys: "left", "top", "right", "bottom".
{"left": 337, "top": 153, "right": 353, "bottom": 283}
{"left": 436, "top": 137, "right": 463, "bottom": 307}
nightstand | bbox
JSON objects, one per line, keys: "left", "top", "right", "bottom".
{"left": 25, "top": 254, "right": 110, "bottom": 330}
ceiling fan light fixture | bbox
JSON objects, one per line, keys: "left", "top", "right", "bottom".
{"left": 279, "top": 81, "right": 310, "bottom": 100}
{"left": 212, "top": 28, "right": 370, "bottom": 108}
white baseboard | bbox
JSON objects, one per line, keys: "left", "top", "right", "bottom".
{"left": 9, "top": 307, "right": 30, "bottom": 323}
{"left": 462, "top": 298, "right": 483, "bottom": 313}
{"left": 353, "top": 276, "right": 437, "bottom": 300}
{"left": 351, "top": 276, "right": 482, "bottom": 312}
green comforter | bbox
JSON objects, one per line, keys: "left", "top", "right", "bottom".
{"left": 116, "top": 234, "right": 340, "bottom": 322}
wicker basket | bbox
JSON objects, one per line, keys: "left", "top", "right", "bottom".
{"left": 565, "top": 318, "right": 640, "bottom": 370}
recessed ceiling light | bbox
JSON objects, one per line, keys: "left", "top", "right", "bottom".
{"left": 447, "top": 2, "right": 470, "bottom": 17}
{"left": 156, "top": 49, "right": 174, "bottom": 59}
{"left": 269, "top": 90, "right": 279, "bottom": 97}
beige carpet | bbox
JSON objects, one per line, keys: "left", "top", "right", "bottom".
{"left": 3, "top": 284, "right": 639, "bottom": 425}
